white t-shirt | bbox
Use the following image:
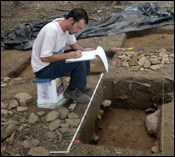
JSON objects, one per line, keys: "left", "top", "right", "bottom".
{"left": 31, "top": 18, "right": 76, "bottom": 73}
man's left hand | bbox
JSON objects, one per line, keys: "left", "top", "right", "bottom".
{"left": 83, "top": 48, "right": 95, "bottom": 51}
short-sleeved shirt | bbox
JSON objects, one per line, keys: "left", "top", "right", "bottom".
{"left": 31, "top": 18, "right": 76, "bottom": 73}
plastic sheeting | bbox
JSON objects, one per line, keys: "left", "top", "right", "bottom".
{"left": 1, "top": 18, "right": 55, "bottom": 50}
{"left": 1, "top": 2, "right": 174, "bottom": 50}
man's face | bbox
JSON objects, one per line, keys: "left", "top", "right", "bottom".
{"left": 68, "top": 19, "right": 86, "bottom": 35}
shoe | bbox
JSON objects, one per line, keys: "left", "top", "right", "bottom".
{"left": 83, "top": 84, "right": 91, "bottom": 92}
{"left": 64, "top": 88, "right": 90, "bottom": 104}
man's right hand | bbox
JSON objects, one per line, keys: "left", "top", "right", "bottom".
{"left": 69, "top": 50, "right": 82, "bottom": 59}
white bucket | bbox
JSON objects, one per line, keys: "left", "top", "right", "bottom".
{"left": 33, "top": 77, "right": 67, "bottom": 109}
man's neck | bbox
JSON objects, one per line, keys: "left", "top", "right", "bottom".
{"left": 58, "top": 19, "right": 68, "bottom": 32}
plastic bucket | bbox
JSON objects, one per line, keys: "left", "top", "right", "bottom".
{"left": 33, "top": 77, "right": 67, "bottom": 109}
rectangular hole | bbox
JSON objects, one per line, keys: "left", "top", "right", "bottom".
{"left": 96, "top": 106, "right": 156, "bottom": 151}
{"left": 78, "top": 77, "right": 173, "bottom": 154}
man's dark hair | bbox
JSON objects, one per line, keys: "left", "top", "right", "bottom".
{"left": 65, "top": 8, "right": 89, "bottom": 25}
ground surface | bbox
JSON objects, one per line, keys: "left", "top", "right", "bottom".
{"left": 1, "top": 1, "right": 174, "bottom": 156}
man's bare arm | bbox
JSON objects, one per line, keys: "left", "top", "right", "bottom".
{"left": 71, "top": 42, "right": 94, "bottom": 51}
{"left": 41, "top": 50, "right": 82, "bottom": 62}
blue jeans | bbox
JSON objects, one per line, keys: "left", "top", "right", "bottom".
{"left": 35, "top": 49, "right": 90, "bottom": 90}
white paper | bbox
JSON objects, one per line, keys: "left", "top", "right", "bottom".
{"left": 65, "top": 46, "right": 108, "bottom": 72}
{"left": 66, "top": 51, "right": 97, "bottom": 62}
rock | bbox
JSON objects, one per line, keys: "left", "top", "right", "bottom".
{"left": 14, "top": 153, "right": 21, "bottom": 156}
{"left": 57, "top": 106, "right": 69, "bottom": 119}
{"left": 157, "top": 48, "right": 167, "bottom": 56}
{"left": 128, "top": 54, "right": 137, "bottom": 66}
{"left": 145, "top": 109, "right": 161, "bottom": 137}
{"left": 45, "top": 131, "right": 58, "bottom": 139}
{"left": 151, "top": 145, "right": 159, "bottom": 153}
{"left": 36, "top": 111, "right": 46, "bottom": 117}
{"left": 97, "top": 114, "right": 102, "bottom": 119}
{"left": 28, "top": 113, "right": 39, "bottom": 124}
{"left": 58, "top": 127, "right": 69, "bottom": 134}
{"left": 8, "top": 110, "right": 13, "bottom": 115}
{"left": 60, "top": 123, "right": 69, "bottom": 128}
{"left": 45, "top": 111, "right": 60, "bottom": 122}
{"left": 1, "top": 82, "right": 7, "bottom": 87}
{"left": 17, "top": 106, "right": 28, "bottom": 112}
{"left": 138, "top": 56, "right": 147, "bottom": 66}
{"left": 122, "top": 60, "right": 129, "bottom": 67}
{"left": 28, "top": 146, "right": 49, "bottom": 156}
{"left": 145, "top": 107, "right": 156, "bottom": 113}
{"left": 118, "top": 54, "right": 127, "bottom": 59}
{"left": 1, "top": 102, "right": 8, "bottom": 109}
{"left": 169, "top": 57, "right": 174, "bottom": 63}
{"left": 1, "top": 109, "right": 8, "bottom": 115}
{"left": 15, "top": 92, "right": 33, "bottom": 104}
{"left": 11, "top": 77, "right": 22, "bottom": 81}
{"left": 140, "top": 67, "right": 144, "bottom": 71}
{"left": 150, "top": 65, "right": 160, "bottom": 70}
{"left": 93, "top": 133, "right": 99, "bottom": 143}
{"left": 161, "top": 54, "right": 169, "bottom": 64}
{"left": 23, "top": 139, "right": 40, "bottom": 148}
{"left": 18, "top": 100, "right": 27, "bottom": 106}
{"left": 164, "top": 75, "right": 174, "bottom": 81}
{"left": 1, "top": 120, "right": 18, "bottom": 140}
{"left": 149, "top": 58, "right": 160, "bottom": 64}
{"left": 48, "top": 119, "right": 61, "bottom": 131}
{"left": 3, "top": 76, "right": 11, "bottom": 82}
{"left": 112, "top": 60, "right": 116, "bottom": 66}
{"left": 144, "top": 59, "right": 151, "bottom": 68}
{"left": 68, "top": 112, "right": 79, "bottom": 119}
{"left": 99, "top": 109, "right": 104, "bottom": 115}
{"left": 65, "top": 118, "right": 80, "bottom": 127}
{"left": 102, "top": 99, "right": 111, "bottom": 107}
{"left": 169, "top": 53, "right": 174, "bottom": 58}
{"left": 8, "top": 99, "right": 19, "bottom": 108}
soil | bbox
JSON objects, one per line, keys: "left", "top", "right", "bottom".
{"left": 97, "top": 108, "right": 156, "bottom": 151}
{"left": 1, "top": 1, "right": 174, "bottom": 156}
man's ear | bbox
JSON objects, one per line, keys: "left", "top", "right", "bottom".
{"left": 68, "top": 17, "right": 74, "bottom": 24}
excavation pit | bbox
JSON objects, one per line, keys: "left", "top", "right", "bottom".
{"left": 77, "top": 76, "right": 173, "bottom": 155}
{"left": 95, "top": 105, "right": 156, "bottom": 151}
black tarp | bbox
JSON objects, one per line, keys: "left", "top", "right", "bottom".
{"left": 1, "top": 2, "right": 174, "bottom": 50}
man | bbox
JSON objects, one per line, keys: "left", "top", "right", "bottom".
{"left": 31, "top": 8, "right": 93, "bottom": 104}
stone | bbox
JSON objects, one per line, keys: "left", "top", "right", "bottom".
{"left": 138, "top": 57, "right": 147, "bottom": 66}
{"left": 128, "top": 54, "right": 138, "bottom": 66}
{"left": 48, "top": 119, "right": 61, "bottom": 131}
{"left": 145, "top": 109, "right": 161, "bottom": 137}
{"left": 28, "top": 113, "right": 39, "bottom": 124}
{"left": 102, "top": 99, "right": 111, "bottom": 107}
{"left": 45, "top": 111, "right": 60, "bottom": 122}
{"left": 15, "top": 92, "right": 33, "bottom": 104}
{"left": 23, "top": 139, "right": 40, "bottom": 148}
{"left": 28, "top": 146, "right": 49, "bottom": 156}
